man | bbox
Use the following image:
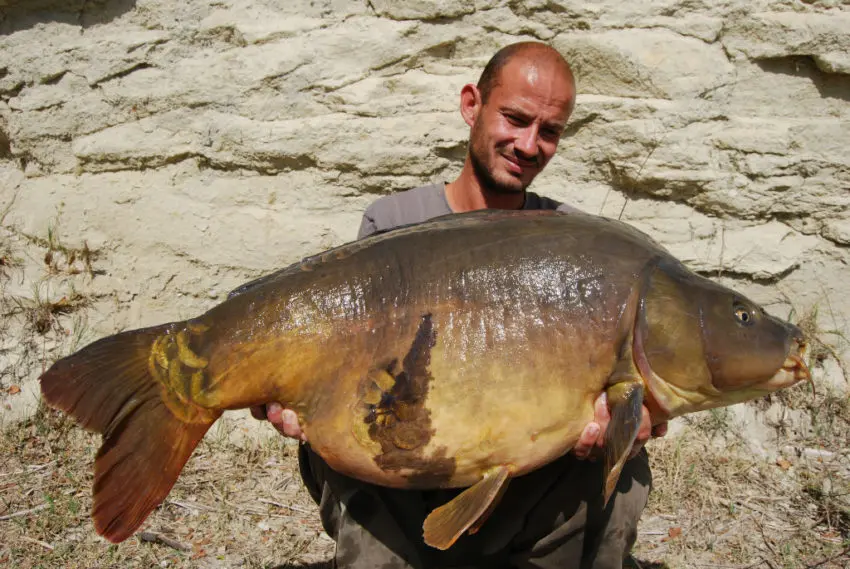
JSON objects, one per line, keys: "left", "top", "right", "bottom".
{"left": 254, "top": 42, "right": 666, "bottom": 568}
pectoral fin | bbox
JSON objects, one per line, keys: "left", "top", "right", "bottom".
{"left": 603, "top": 380, "right": 643, "bottom": 506}
{"left": 422, "top": 465, "right": 511, "bottom": 550}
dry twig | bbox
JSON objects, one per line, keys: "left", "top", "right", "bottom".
{"left": 138, "top": 531, "right": 192, "bottom": 552}
{"left": 805, "top": 545, "right": 850, "bottom": 569}
{"left": 259, "top": 498, "right": 312, "bottom": 515}
{"left": 20, "top": 536, "right": 53, "bottom": 551}
{"left": 0, "top": 504, "right": 47, "bottom": 521}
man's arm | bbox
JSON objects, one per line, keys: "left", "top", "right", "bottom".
{"left": 555, "top": 202, "right": 582, "bottom": 214}
{"left": 358, "top": 210, "right": 378, "bottom": 240}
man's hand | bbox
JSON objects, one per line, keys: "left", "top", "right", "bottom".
{"left": 572, "top": 393, "right": 668, "bottom": 461}
{"left": 250, "top": 403, "right": 307, "bottom": 442}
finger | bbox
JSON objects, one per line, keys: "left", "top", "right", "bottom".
{"left": 281, "top": 409, "right": 306, "bottom": 441}
{"left": 573, "top": 422, "right": 601, "bottom": 460}
{"left": 250, "top": 405, "right": 267, "bottom": 421}
{"left": 264, "top": 402, "right": 288, "bottom": 436}
{"left": 651, "top": 421, "right": 669, "bottom": 438}
{"left": 573, "top": 392, "right": 610, "bottom": 461}
{"left": 593, "top": 392, "right": 610, "bottom": 449}
{"left": 265, "top": 402, "right": 283, "bottom": 423}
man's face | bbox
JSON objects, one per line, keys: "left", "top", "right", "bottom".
{"left": 468, "top": 60, "right": 575, "bottom": 194}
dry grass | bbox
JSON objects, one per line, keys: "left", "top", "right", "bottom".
{"left": 0, "top": 407, "right": 334, "bottom": 568}
{"left": 0, "top": 215, "right": 95, "bottom": 389}
{"left": 634, "top": 386, "right": 850, "bottom": 569}
{"left": 3, "top": 394, "right": 846, "bottom": 569}
{"left": 3, "top": 281, "right": 90, "bottom": 336}
{"left": 0, "top": 242, "right": 14, "bottom": 282}
{"left": 795, "top": 305, "right": 850, "bottom": 386}
{"left": 1, "top": 214, "right": 847, "bottom": 568}
{"left": 40, "top": 229, "right": 99, "bottom": 278}
{"left": 29, "top": 214, "right": 101, "bottom": 279}
{"left": 1, "top": 376, "right": 848, "bottom": 569}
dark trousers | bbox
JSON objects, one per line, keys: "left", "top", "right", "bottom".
{"left": 298, "top": 445, "right": 652, "bottom": 569}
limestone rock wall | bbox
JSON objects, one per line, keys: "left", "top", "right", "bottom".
{"left": 1, "top": 0, "right": 848, "bottom": 417}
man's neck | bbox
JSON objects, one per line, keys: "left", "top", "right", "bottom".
{"left": 445, "top": 162, "right": 526, "bottom": 212}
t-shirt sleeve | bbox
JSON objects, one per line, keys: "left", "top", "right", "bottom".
{"left": 357, "top": 209, "right": 379, "bottom": 240}
{"left": 556, "top": 202, "right": 583, "bottom": 214}
{"left": 355, "top": 184, "right": 449, "bottom": 240}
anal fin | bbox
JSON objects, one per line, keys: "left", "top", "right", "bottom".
{"left": 422, "top": 465, "right": 511, "bottom": 550}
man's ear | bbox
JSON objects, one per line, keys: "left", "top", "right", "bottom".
{"left": 459, "top": 84, "right": 482, "bottom": 128}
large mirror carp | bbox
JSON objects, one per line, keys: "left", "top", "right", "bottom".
{"left": 39, "top": 210, "right": 811, "bottom": 550}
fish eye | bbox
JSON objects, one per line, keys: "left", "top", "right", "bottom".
{"left": 733, "top": 303, "right": 755, "bottom": 326}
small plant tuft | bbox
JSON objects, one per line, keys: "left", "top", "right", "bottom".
{"left": 5, "top": 282, "right": 91, "bottom": 336}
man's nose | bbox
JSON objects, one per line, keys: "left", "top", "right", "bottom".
{"left": 515, "top": 126, "right": 539, "bottom": 159}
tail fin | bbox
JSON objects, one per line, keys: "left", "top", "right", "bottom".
{"left": 39, "top": 323, "right": 221, "bottom": 543}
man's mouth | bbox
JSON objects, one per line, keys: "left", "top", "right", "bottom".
{"left": 502, "top": 154, "right": 537, "bottom": 175}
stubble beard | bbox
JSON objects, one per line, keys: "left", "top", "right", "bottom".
{"left": 469, "top": 138, "right": 527, "bottom": 196}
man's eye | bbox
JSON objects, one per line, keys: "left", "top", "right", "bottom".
{"left": 541, "top": 129, "right": 561, "bottom": 140}
{"left": 505, "top": 114, "right": 525, "bottom": 126}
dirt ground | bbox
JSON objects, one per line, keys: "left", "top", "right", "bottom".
{"left": 1, "top": 243, "right": 848, "bottom": 568}
{"left": 1, "top": 388, "right": 848, "bottom": 569}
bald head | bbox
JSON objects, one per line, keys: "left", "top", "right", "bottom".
{"left": 456, "top": 41, "right": 576, "bottom": 198}
{"left": 476, "top": 42, "right": 574, "bottom": 104}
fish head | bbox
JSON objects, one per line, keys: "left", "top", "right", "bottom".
{"left": 634, "top": 259, "right": 810, "bottom": 420}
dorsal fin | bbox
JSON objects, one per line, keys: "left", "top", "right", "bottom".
{"left": 228, "top": 210, "right": 571, "bottom": 298}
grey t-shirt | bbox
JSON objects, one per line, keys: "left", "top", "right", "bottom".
{"left": 357, "top": 183, "right": 581, "bottom": 239}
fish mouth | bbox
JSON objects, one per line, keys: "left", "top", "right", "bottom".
{"left": 782, "top": 352, "right": 813, "bottom": 393}
{"left": 755, "top": 345, "right": 813, "bottom": 395}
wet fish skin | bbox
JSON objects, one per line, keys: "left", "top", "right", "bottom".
{"left": 38, "top": 210, "right": 809, "bottom": 548}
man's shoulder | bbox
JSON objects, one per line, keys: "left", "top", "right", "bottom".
{"left": 365, "top": 184, "right": 447, "bottom": 213}
{"left": 360, "top": 183, "right": 450, "bottom": 237}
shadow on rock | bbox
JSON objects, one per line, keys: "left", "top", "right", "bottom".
{"left": 756, "top": 55, "right": 850, "bottom": 103}
{"left": 1, "top": 0, "right": 137, "bottom": 32}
